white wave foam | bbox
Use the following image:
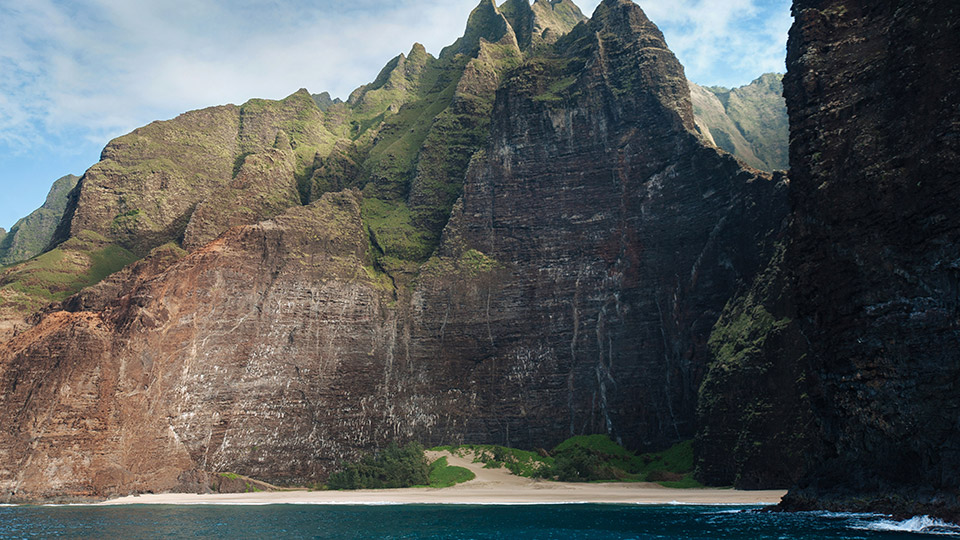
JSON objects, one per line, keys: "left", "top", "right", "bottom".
{"left": 808, "top": 510, "right": 888, "bottom": 519}
{"left": 854, "top": 515, "right": 960, "bottom": 536}
{"left": 665, "top": 501, "right": 772, "bottom": 507}
{"left": 711, "top": 509, "right": 754, "bottom": 515}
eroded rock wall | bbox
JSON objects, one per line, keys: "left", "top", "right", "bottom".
{"left": 0, "top": 0, "right": 789, "bottom": 501}
{"left": 778, "top": 0, "right": 960, "bottom": 519}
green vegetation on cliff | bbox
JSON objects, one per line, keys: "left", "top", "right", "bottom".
{"left": 690, "top": 74, "right": 788, "bottom": 171}
{"left": 0, "top": 174, "right": 79, "bottom": 266}
{"left": 0, "top": 230, "right": 136, "bottom": 313}
{"left": 695, "top": 244, "right": 816, "bottom": 489}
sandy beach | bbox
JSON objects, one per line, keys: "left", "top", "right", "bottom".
{"left": 99, "top": 451, "right": 786, "bottom": 507}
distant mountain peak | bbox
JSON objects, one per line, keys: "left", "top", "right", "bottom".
{"left": 0, "top": 174, "right": 80, "bottom": 266}
{"left": 499, "top": 0, "right": 586, "bottom": 51}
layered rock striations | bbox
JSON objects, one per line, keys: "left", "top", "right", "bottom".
{"left": 776, "top": 0, "right": 960, "bottom": 520}
{"left": 0, "top": 0, "right": 789, "bottom": 501}
{"left": 697, "top": 0, "right": 960, "bottom": 519}
{"left": 411, "top": 0, "right": 788, "bottom": 452}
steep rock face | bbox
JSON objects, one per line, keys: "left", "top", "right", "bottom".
{"left": 694, "top": 242, "right": 818, "bottom": 489}
{"left": 690, "top": 74, "right": 789, "bottom": 172}
{"left": 0, "top": 175, "right": 79, "bottom": 265}
{"left": 0, "top": 0, "right": 789, "bottom": 500}
{"left": 776, "top": 0, "right": 960, "bottom": 520}
{"left": 0, "top": 191, "right": 399, "bottom": 499}
{"left": 407, "top": 0, "right": 787, "bottom": 451}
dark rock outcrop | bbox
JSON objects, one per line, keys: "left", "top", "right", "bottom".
{"left": 775, "top": 0, "right": 960, "bottom": 520}
{"left": 0, "top": 0, "right": 788, "bottom": 501}
{"left": 409, "top": 0, "right": 787, "bottom": 451}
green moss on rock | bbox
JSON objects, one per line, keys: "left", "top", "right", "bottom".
{"left": 695, "top": 244, "right": 816, "bottom": 489}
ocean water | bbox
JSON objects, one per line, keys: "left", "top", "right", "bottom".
{"left": 0, "top": 504, "right": 958, "bottom": 539}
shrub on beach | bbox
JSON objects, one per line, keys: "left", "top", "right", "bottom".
{"left": 327, "top": 442, "right": 430, "bottom": 490}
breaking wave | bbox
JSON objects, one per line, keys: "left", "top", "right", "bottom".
{"left": 853, "top": 515, "right": 960, "bottom": 536}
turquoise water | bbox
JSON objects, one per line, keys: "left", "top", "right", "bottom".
{"left": 0, "top": 504, "right": 958, "bottom": 539}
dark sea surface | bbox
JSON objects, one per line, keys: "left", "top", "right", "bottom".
{"left": 1, "top": 504, "right": 958, "bottom": 539}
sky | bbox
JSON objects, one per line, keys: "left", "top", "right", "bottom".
{"left": 0, "top": 0, "right": 792, "bottom": 230}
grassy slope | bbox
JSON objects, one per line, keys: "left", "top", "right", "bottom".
{"left": 0, "top": 230, "right": 137, "bottom": 314}
{"left": 431, "top": 436, "right": 705, "bottom": 488}
{"left": 0, "top": 0, "right": 591, "bottom": 318}
{"left": 424, "top": 457, "right": 476, "bottom": 488}
{"left": 0, "top": 90, "right": 339, "bottom": 318}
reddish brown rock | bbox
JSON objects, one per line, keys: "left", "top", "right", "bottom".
{"left": 1, "top": 191, "right": 398, "bottom": 499}
{"left": 0, "top": 0, "right": 788, "bottom": 501}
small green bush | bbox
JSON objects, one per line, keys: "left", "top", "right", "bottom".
{"left": 426, "top": 457, "right": 475, "bottom": 487}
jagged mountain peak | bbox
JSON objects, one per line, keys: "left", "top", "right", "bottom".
{"left": 310, "top": 91, "right": 343, "bottom": 112}
{"left": 499, "top": 0, "right": 586, "bottom": 51}
{"left": 590, "top": 0, "right": 667, "bottom": 43}
{"left": 440, "top": 0, "right": 514, "bottom": 58}
{"left": 549, "top": 0, "right": 692, "bottom": 133}
{"left": 347, "top": 43, "right": 431, "bottom": 112}
{"left": 530, "top": 0, "right": 586, "bottom": 32}
{"left": 408, "top": 42, "right": 428, "bottom": 62}
{"left": 43, "top": 174, "right": 80, "bottom": 213}
{"left": 290, "top": 88, "right": 314, "bottom": 103}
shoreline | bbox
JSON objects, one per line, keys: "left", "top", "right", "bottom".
{"left": 95, "top": 484, "right": 787, "bottom": 507}
{"left": 3, "top": 451, "right": 787, "bottom": 507}
{"left": 97, "top": 450, "right": 786, "bottom": 507}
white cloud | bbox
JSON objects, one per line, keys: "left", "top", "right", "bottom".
{"left": 629, "top": 0, "right": 791, "bottom": 87}
{"left": 0, "top": 0, "right": 790, "bottom": 172}
{"left": 0, "top": 0, "right": 481, "bottom": 155}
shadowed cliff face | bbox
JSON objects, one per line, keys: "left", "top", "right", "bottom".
{"left": 696, "top": 0, "right": 960, "bottom": 512}
{"left": 776, "top": 0, "right": 960, "bottom": 520}
{"left": 0, "top": 0, "right": 787, "bottom": 501}
{"left": 412, "top": 0, "right": 787, "bottom": 451}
